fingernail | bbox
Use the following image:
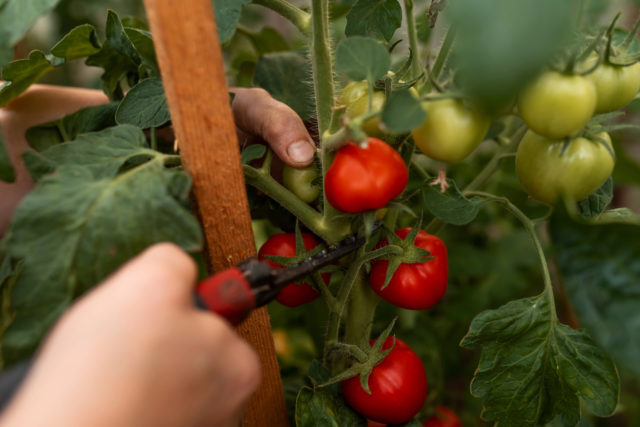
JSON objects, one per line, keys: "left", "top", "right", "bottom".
{"left": 287, "top": 141, "right": 315, "bottom": 163}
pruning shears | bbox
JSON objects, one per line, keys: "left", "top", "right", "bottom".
{"left": 0, "top": 226, "right": 378, "bottom": 410}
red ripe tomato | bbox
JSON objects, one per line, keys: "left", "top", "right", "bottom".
{"left": 341, "top": 337, "right": 428, "bottom": 424}
{"left": 422, "top": 406, "right": 462, "bottom": 427}
{"left": 324, "top": 137, "right": 409, "bottom": 213}
{"left": 257, "top": 233, "right": 328, "bottom": 307}
{"left": 367, "top": 420, "right": 387, "bottom": 427}
{"left": 369, "top": 228, "right": 448, "bottom": 310}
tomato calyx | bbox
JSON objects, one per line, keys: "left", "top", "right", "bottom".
{"left": 320, "top": 318, "right": 398, "bottom": 394}
{"left": 374, "top": 226, "right": 434, "bottom": 290}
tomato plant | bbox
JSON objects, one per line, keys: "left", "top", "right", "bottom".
{"left": 258, "top": 233, "right": 328, "bottom": 307}
{"left": 370, "top": 228, "right": 448, "bottom": 310}
{"left": 324, "top": 137, "right": 408, "bottom": 213}
{"left": 517, "top": 71, "right": 597, "bottom": 139}
{"left": 411, "top": 98, "right": 490, "bottom": 163}
{"left": 515, "top": 130, "right": 615, "bottom": 204}
{"left": 340, "top": 337, "right": 428, "bottom": 424}
{"left": 2, "top": 1, "right": 640, "bottom": 426}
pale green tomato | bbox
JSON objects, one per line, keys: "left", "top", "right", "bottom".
{"left": 515, "top": 130, "right": 614, "bottom": 204}
{"left": 282, "top": 165, "right": 320, "bottom": 203}
{"left": 338, "top": 81, "right": 386, "bottom": 137}
{"left": 517, "top": 71, "right": 596, "bottom": 139}
{"left": 410, "top": 98, "right": 490, "bottom": 163}
{"left": 587, "top": 61, "right": 640, "bottom": 113}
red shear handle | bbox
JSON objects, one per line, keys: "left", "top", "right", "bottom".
{"left": 196, "top": 267, "right": 256, "bottom": 326}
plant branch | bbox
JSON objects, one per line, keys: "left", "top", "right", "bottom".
{"left": 404, "top": 0, "right": 421, "bottom": 80}
{"left": 252, "top": 0, "right": 311, "bottom": 34}
{"left": 243, "top": 164, "right": 347, "bottom": 242}
{"left": 422, "top": 24, "right": 456, "bottom": 92}
{"left": 464, "top": 191, "right": 557, "bottom": 319}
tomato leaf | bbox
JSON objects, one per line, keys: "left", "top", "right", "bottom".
{"left": 23, "top": 125, "right": 156, "bottom": 179}
{"left": 0, "top": 51, "right": 59, "bottom": 107}
{"left": 448, "top": 0, "right": 574, "bottom": 113}
{"left": 25, "top": 103, "right": 118, "bottom": 151}
{"left": 550, "top": 206, "right": 640, "bottom": 378}
{"left": 241, "top": 144, "right": 266, "bottom": 164}
{"left": 461, "top": 292, "right": 619, "bottom": 425}
{"left": 116, "top": 77, "right": 170, "bottom": 128}
{"left": 295, "top": 386, "right": 366, "bottom": 427}
{"left": 50, "top": 24, "right": 101, "bottom": 61}
{"left": 0, "top": 0, "right": 62, "bottom": 66}
{"left": 0, "top": 128, "right": 15, "bottom": 182}
{"left": 213, "top": 0, "right": 251, "bottom": 44}
{"left": 124, "top": 28, "right": 159, "bottom": 76}
{"left": 423, "top": 180, "right": 486, "bottom": 225}
{"left": 344, "top": 0, "right": 402, "bottom": 42}
{"left": 335, "top": 36, "right": 390, "bottom": 82}
{"left": 381, "top": 89, "right": 425, "bottom": 134}
{"left": 1, "top": 160, "right": 201, "bottom": 366}
{"left": 253, "top": 52, "right": 315, "bottom": 120}
{"left": 577, "top": 177, "right": 613, "bottom": 218}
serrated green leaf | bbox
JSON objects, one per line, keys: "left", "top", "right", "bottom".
{"left": 212, "top": 0, "right": 251, "bottom": 44}
{"left": 0, "top": 127, "right": 15, "bottom": 182}
{"left": 253, "top": 52, "right": 314, "bottom": 120}
{"left": 381, "top": 89, "right": 425, "bottom": 133}
{"left": 0, "top": 0, "right": 62, "bottom": 65}
{"left": 86, "top": 11, "right": 141, "bottom": 99}
{"left": 550, "top": 207, "right": 640, "bottom": 378}
{"left": 27, "top": 125, "right": 154, "bottom": 179}
{"left": 461, "top": 293, "right": 619, "bottom": 425}
{"left": 124, "top": 28, "right": 158, "bottom": 75}
{"left": 116, "top": 78, "right": 170, "bottom": 128}
{"left": 449, "top": 0, "right": 574, "bottom": 113}
{"left": 295, "top": 386, "right": 366, "bottom": 427}
{"left": 25, "top": 102, "right": 118, "bottom": 151}
{"left": 423, "top": 180, "right": 486, "bottom": 225}
{"left": 577, "top": 178, "right": 613, "bottom": 218}
{"left": 0, "top": 50, "right": 56, "bottom": 107}
{"left": 345, "top": 0, "right": 402, "bottom": 42}
{"left": 335, "top": 36, "right": 390, "bottom": 82}
{"left": 50, "top": 24, "right": 101, "bottom": 61}
{"left": 2, "top": 162, "right": 201, "bottom": 365}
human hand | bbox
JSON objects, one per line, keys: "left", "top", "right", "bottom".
{"left": 0, "top": 243, "right": 260, "bottom": 427}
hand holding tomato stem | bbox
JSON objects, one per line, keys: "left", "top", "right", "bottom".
{"left": 0, "top": 243, "right": 260, "bottom": 427}
{"left": 231, "top": 87, "right": 316, "bottom": 167}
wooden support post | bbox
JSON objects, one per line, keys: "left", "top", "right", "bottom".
{"left": 142, "top": 1, "right": 288, "bottom": 425}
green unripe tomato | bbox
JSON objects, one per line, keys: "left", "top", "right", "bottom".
{"left": 587, "top": 61, "right": 640, "bottom": 113}
{"left": 410, "top": 98, "right": 490, "bottom": 163}
{"left": 517, "top": 71, "right": 596, "bottom": 139}
{"left": 515, "top": 130, "right": 614, "bottom": 204}
{"left": 339, "top": 81, "right": 386, "bottom": 137}
{"left": 282, "top": 165, "right": 320, "bottom": 203}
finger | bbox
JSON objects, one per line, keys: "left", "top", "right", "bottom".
{"left": 105, "top": 243, "right": 198, "bottom": 306}
{"left": 231, "top": 88, "right": 316, "bottom": 167}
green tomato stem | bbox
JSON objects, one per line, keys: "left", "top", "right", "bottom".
{"left": 342, "top": 270, "right": 379, "bottom": 345}
{"left": 403, "top": 0, "right": 421, "bottom": 80}
{"left": 150, "top": 127, "right": 157, "bottom": 151}
{"left": 463, "top": 191, "right": 558, "bottom": 320}
{"left": 243, "top": 164, "right": 347, "bottom": 242}
{"left": 422, "top": 24, "right": 456, "bottom": 93}
{"left": 252, "top": 0, "right": 311, "bottom": 34}
{"left": 311, "top": 0, "right": 335, "bottom": 136}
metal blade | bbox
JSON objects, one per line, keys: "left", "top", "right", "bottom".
{"left": 271, "top": 222, "right": 382, "bottom": 288}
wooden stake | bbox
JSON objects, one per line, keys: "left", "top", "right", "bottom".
{"left": 142, "top": 1, "right": 288, "bottom": 425}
